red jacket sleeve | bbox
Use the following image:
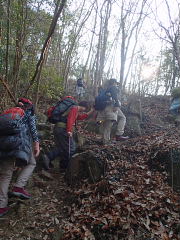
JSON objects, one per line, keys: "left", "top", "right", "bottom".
{"left": 66, "top": 107, "right": 88, "bottom": 132}
{"left": 66, "top": 107, "right": 78, "bottom": 133}
{"left": 77, "top": 113, "right": 88, "bottom": 120}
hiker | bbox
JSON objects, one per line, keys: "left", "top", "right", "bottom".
{"left": 0, "top": 98, "right": 40, "bottom": 217}
{"left": 169, "top": 88, "right": 180, "bottom": 115}
{"left": 169, "top": 87, "right": 180, "bottom": 126}
{"left": 75, "top": 78, "right": 85, "bottom": 99}
{"left": 43, "top": 98, "right": 93, "bottom": 171}
{"left": 96, "top": 78, "right": 129, "bottom": 144}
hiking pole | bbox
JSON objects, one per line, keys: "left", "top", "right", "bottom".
{"left": 68, "top": 136, "right": 71, "bottom": 161}
{"left": 68, "top": 135, "right": 72, "bottom": 185}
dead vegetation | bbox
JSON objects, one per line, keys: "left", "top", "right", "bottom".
{"left": 0, "top": 96, "right": 180, "bottom": 240}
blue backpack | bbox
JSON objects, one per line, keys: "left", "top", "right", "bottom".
{"left": 94, "top": 89, "right": 111, "bottom": 111}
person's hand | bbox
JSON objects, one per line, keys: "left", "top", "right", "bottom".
{"left": 67, "top": 132, "right": 73, "bottom": 137}
{"left": 33, "top": 141, "right": 40, "bottom": 157}
{"left": 87, "top": 107, "right": 95, "bottom": 116}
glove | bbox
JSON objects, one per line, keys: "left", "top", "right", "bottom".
{"left": 67, "top": 132, "right": 73, "bottom": 137}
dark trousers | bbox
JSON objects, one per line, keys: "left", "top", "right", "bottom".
{"left": 47, "top": 147, "right": 61, "bottom": 162}
{"left": 47, "top": 127, "right": 76, "bottom": 169}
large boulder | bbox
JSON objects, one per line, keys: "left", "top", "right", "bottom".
{"left": 65, "top": 150, "right": 106, "bottom": 184}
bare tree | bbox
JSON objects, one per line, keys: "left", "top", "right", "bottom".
{"left": 62, "top": 0, "right": 96, "bottom": 91}
{"left": 93, "top": 0, "right": 113, "bottom": 95}
{"left": 25, "top": 0, "right": 67, "bottom": 94}
{"left": 11, "top": 0, "right": 28, "bottom": 95}
{"left": 119, "top": 0, "right": 149, "bottom": 91}
{"left": 152, "top": 0, "right": 180, "bottom": 90}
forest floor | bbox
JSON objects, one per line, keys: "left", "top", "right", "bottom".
{"left": 0, "top": 96, "right": 180, "bottom": 240}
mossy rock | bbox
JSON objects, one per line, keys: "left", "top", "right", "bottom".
{"left": 126, "top": 115, "right": 142, "bottom": 137}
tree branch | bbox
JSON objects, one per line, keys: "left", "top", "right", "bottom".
{"left": 0, "top": 75, "right": 17, "bottom": 105}
{"left": 25, "top": 0, "right": 67, "bottom": 94}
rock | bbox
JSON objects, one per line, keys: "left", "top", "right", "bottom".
{"left": 65, "top": 150, "right": 106, "bottom": 184}
{"left": 124, "top": 97, "right": 142, "bottom": 137}
{"left": 150, "top": 148, "right": 180, "bottom": 192}
{"left": 126, "top": 115, "right": 142, "bottom": 137}
{"left": 84, "top": 121, "right": 100, "bottom": 134}
{"left": 73, "top": 131, "right": 85, "bottom": 149}
{"left": 33, "top": 176, "right": 47, "bottom": 188}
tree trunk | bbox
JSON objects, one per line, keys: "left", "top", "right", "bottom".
{"left": 5, "top": 0, "right": 10, "bottom": 81}
{"left": 25, "top": 0, "right": 67, "bottom": 95}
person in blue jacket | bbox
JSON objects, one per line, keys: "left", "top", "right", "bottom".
{"left": 0, "top": 98, "right": 40, "bottom": 217}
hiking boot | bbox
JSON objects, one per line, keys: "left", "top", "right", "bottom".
{"left": 11, "top": 187, "right": 31, "bottom": 199}
{"left": 42, "top": 154, "right": 50, "bottom": 170}
{"left": 116, "top": 135, "right": 129, "bottom": 141}
{"left": 0, "top": 207, "right": 9, "bottom": 217}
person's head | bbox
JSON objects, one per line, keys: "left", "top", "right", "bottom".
{"left": 78, "top": 101, "right": 90, "bottom": 112}
{"left": 109, "top": 78, "right": 118, "bottom": 86}
{"left": 17, "top": 98, "right": 34, "bottom": 114}
{"left": 98, "top": 86, "right": 103, "bottom": 93}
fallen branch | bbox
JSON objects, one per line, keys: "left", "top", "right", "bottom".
{"left": 0, "top": 75, "right": 17, "bottom": 105}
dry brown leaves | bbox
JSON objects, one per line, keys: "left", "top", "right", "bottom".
{"left": 60, "top": 129, "right": 180, "bottom": 240}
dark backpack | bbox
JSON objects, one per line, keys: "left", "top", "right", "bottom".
{"left": 0, "top": 107, "right": 25, "bottom": 151}
{"left": 0, "top": 107, "right": 25, "bottom": 136}
{"left": 47, "top": 96, "right": 77, "bottom": 124}
{"left": 94, "top": 89, "right": 111, "bottom": 111}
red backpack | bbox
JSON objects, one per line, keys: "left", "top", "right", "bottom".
{"left": 0, "top": 107, "right": 25, "bottom": 136}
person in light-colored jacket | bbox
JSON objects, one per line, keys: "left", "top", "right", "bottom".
{"left": 97, "top": 79, "right": 129, "bottom": 144}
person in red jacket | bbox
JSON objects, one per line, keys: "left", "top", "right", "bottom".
{"left": 43, "top": 101, "right": 93, "bottom": 170}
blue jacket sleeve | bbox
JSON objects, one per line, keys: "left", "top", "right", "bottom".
{"left": 27, "top": 112, "right": 39, "bottom": 142}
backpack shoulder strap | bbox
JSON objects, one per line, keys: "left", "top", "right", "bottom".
{"left": 61, "top": 105, "right": 76, "bottom": 117}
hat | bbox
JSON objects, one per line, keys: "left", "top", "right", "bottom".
{"left": 109, "top": 78, "right": 117, "bottom": 85}
{"left": 18, "top": 98, "right": 33, "bottom": 105}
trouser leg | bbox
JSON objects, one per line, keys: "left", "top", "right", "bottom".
{"left": 102, "top": 120, "right": 114, "bottom": 143}
{"left": 116, "top": 109, "right": 126, "bottom": 136}
{"left": 60, "top": 135, "right": 76, "bottom": 169}
{"left": 47, "top": 147, "right": 61, "bottom": 162}
{"left": 54, "top": 127, "right": 76, "bottom": 169}
{"left": 14, "top": 153, "right": 36, "bottom": 188}
{"left": 0, "top": 159, "right": 14, "bottom": 208}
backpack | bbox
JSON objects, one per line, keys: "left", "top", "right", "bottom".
{"left": 94, "top": 89, "right": 111, "bottom": 111}
{"left": 0, "top": 107, "right": 25, "bottom": 136}
{"left": 47, "top": 96, "right": 77, "bottom": 124}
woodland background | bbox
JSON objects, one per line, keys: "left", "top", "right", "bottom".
{"left": 0, "top": 1, "right": 180, "bottom": 239}
{"left": 0, "top": 0, "right": 180, "bottom": 110}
